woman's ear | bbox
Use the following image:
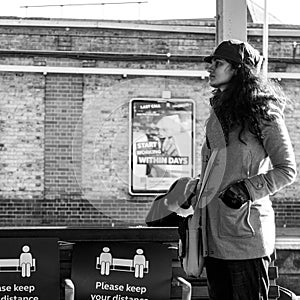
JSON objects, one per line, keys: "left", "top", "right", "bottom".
{"left": 234, "top": 63, "right": 242, "bottom": 74}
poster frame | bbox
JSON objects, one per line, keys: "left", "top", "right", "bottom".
{"left": 129, "top": 97, "right": 196, "bottom": 196}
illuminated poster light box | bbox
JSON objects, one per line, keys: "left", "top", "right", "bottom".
{"left": 129, "top": 98, "right": 195, "bottom": 195}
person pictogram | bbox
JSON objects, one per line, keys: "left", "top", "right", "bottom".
{"left": 99, "top": 247, "right": 112, "bottom": 275}
{"left": 133, "top": 249, "right": 146, "bottom": 278}
{"left": 19, "top": 245, "right": 33, "bottom": 278}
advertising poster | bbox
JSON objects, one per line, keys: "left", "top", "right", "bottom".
{"left": 129, "top": 98, "right": 195, "bottom": 195}
{"left": 0, "top": 238, "right": 60, "bottom": 300}
{"left": 71, "top": 242, "right": 172, "bottom": 300}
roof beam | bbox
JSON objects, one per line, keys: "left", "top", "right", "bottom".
{"left": 216, "top": 0, "right": 247, "bottom": 43}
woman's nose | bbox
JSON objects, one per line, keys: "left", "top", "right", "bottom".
{"left": 205, "top": 63, "right": 214, "bottom": 72}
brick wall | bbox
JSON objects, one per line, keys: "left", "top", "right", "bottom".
{"left": 81, "top": 76, "right": 210, "bottom": 224}
{"left": 0, "top": 72, "right": 44, "bottom": 199}
{"left": 44, "top": 74, "right": 83, "bottom": 200}
{"left": 0, "top": 18, "right": 300, "bottom": 227}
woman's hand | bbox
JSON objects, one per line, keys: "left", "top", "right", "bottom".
{"left": 183, "top": 178, "right": 200, "bottom": 208}
{"left": 219, "top": 180, "right": 251, "bottom": 209}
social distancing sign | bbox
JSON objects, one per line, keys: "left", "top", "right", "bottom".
{"left": 0, "top": 238, "right": 59, "bottom": 300}
{"left": 71, "top": 242, "right": 172, "bottom": 300}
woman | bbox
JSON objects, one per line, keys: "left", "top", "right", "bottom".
{"left": 198, "top": 39, "right": 297, "bottom": 299}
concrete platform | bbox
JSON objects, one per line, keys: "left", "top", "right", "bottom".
{"left": 275, "top": 228, "right": 300, "bottom": 297}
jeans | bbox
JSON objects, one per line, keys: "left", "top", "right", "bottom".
{"left": 205, "top": 256, "right": 270, "bottom": 300}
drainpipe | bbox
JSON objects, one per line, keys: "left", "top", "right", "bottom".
{"left": 262, "top": 0, "right": 269, "bottom": 77}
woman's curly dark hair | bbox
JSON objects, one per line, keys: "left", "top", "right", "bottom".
{"left": 208, "top": 61, "right": 287, "bottom": 146}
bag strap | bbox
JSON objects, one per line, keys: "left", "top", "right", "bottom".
{"left": 195, "top": 149, "right": 218, "bottom": 207}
